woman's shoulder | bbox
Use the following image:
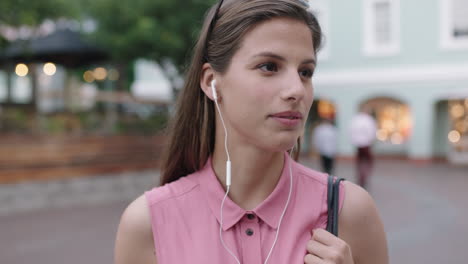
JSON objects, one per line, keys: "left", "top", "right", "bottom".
{"left": 119, "top": 194, "right": 153, "bottom": 236}
{"left": 145, "top": 175, "right": 200, "bottom": 207}
{"left": 342, "top": 181, "right": 374, "bottom": 211}
{"left": 114, "top": 174, "right": 204, "bottom": 264}
{"left": 339, "top": 182, "right": 389, "bottom": 263}
{"left": 115, "top": 194, "right": 157, "bottom": 264}
{"left": 340, "top": 181, "right": 381, "bottom": 225}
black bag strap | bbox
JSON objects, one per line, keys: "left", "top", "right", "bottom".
{"left": 326, "top": 175, "right": 345, "bottom": 236}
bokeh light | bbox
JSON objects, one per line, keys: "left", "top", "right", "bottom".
{"left": 83, "top": 70, "right": 95, "bottom": 83}
{"left": 448, "top": 130, "right": 461, "bottom": 143}
{"left": 450, "top": 104, "right": 464, "bottom": 119}
{"left": 43, "top": 62, "right": 57, "bottom": 76}
{"left": 376, "top": 129, "right": 388, "bottom": 141}
{"left": 15, "top": 63, "right": 29, "bottom": 77}
{"left": 93, "top": 67, "right": 107, "bottom": 81}
{"left": 317, "top": 100, "right": 335, "bottom": 120}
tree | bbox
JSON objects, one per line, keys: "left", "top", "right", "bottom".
{"left": 0, "top": 0, "right": 78, "bottom": 27}
{"left": 83, "top": 0, "right": 215, "bottom": 93}
{"left": 0, "top": 34, "right": 7, "bottom": 51}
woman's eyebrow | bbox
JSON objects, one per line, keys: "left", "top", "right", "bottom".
{"left": 252, "top": 51, "right": 316, "bottom": 66}
{"left": 302, "top": 58, "right": 316, "bottom": 66}
{"left": 252, "top": 52, "right": 286, "bottom": 61}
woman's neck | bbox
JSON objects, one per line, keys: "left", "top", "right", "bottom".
{"left": 212, "top": 146, "right": 285, "bottom": 210}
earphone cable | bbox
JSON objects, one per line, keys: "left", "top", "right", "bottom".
{"left": 219, "top": 186, "right": 241, "bottom": 264}
{"left": 263, "top": 149, "right": 294, "bottom": 264}
{"left": 214, "top": 99, "right": 231, "bottom": 162}
{"left": 219, "top": 149, "right": 294, "bottom": 264}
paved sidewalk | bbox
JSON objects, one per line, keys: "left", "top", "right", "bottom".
{"left": 305, "top": 158, "right": 468, "bottom": 264}
{"left": 0, "top": 170, "right": 158, "bottom": 216}
{"left": 0, "top": 158, "right": 467, "bottom": 264}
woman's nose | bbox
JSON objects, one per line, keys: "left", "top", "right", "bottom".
{"left": 281, "top": 71, "right": 305, "bottom": 102}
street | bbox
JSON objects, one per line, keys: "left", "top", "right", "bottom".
{"left": 1, "top": 158, "right": 467, "bottom": 264}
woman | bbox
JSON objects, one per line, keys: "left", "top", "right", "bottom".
{"left": 114, "top": 1, "right": 388, "bottom": 263}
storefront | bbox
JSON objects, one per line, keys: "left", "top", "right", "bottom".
{"left": 358, "top": 97, "right": 413, "bottom": 156}
{"left": 447, "top": 98, "right": 468, "bottom": 164}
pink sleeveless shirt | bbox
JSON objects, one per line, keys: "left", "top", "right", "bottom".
{"left": 145, "top": 153, "right": 345, "bottom": 264}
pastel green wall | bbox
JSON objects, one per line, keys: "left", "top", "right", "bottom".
{"left": 318, "top": 0, "right": 468, "bottom": 70}
{"left": 309, "top": 0, "right": 468, "bottom": 159}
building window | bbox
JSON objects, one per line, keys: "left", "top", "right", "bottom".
{"left": 363, "top": 0, "right": 400, "bottom": 56}
{"left": 440, "top": 0, "right": 468, "bottom": 49}
{"left": 309, "top": 0, "right": 330, "bottom": 60}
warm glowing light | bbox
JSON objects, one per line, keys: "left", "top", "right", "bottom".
{"left": 455, "top": 121, "right": 467, "bottom": 133}
{"left": 364, "top": 100, "right": 412, "bottom": 144}
{"left": 108, "top": 68, "right": 119, "bottom": 81}
{"left": 391, "top": 133, "right": 403, "bottom": 145}
{"left": 450, "top": 104, "right": 465, "bottom": 118}
{"left": 386, "top": 107, "right": 397, "bottom": 117}
{"left": 400, "top": 116, "right": 412, "bottom": 129}
{"left": 15, "top": 63, "right": 29, "bottom": 77}
{"left": 83, "top": 70, "right": 95, "bottom": 83}
{"left": 318, "top": 100, "right": 335, "bottom": 119}
{"left": 376, "top": 129, "right": 388, "bottom": 141}
{"left": 93, "top": 67, "right": 107, "bottom": 81}
{"left": 448, "top": 130, "right": 461, "bottom": 143}
{"left": 43, "top": 62, "right": 57, "bottom": 76}
{"left": 382, "top": 119, "right": 395, "bottom": 131}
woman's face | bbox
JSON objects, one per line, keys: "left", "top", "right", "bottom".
{"left": 218, "top": 17, "right": 316, "bottom": 152}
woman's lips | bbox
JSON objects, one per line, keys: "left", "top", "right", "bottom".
{"left": 269, "top": 111, "right": 303, "bottom": 127}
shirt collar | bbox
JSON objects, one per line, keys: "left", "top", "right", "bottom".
{"left": 196, "top": 152, "right": 295, "bottom": 231}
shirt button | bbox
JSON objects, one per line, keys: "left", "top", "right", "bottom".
{"left": 245, "top": 228, "right": 254, "bottom": 236}
{"left": 247, "top": 213, "right": 255, "bottom": 220}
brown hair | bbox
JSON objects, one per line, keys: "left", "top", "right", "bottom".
{"left": 160, "top": 0, "right": 322, "bottom": 185}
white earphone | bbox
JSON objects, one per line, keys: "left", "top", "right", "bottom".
{"left": 211, "top": 79, "right": 218, "bottom": 101}
{"left": 211, "top": 79, "right": 230, "bottom": 186}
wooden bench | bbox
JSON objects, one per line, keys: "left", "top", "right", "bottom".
{"left": 0, "top": 134, "right": 164, "bottom": 184}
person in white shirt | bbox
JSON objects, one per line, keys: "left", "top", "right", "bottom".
{"left": 349, "top": 111, "right": 377, "bottom": 189}
{"left": 312, "top": 119, "right": 337, "bottom": 175}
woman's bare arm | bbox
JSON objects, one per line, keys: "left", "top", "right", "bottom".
{"left": 339, "top": 182, "right": 389, "bottom": 264}
{"left": 114, "top": 194, "right": 157, "bottom": 264}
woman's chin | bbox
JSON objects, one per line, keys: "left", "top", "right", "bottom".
{"left": 264, "top": 138, "right": 298, "bottom": 152}
{"left": 247, "top": 131, "right": 300, "bottom": 152}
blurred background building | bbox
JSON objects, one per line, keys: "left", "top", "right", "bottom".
{"left": 0, "top": 0, "right": 211, "bottom": 184}
{"left": 307, "top": 0, "right": 468, "bottom": 165}
{"left": 1, "top": 2, "right": 468, "bottom": 264}
{"left": 1, "top": 0, "right": 467, "bottom": 182}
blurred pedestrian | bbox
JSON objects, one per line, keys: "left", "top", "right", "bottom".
{"left": 312, "top": 119, "right": 337, "bottom": 175}
{"left": 114, "top": 1, "right": 388, "bottom": 264}
{"left": 350, "top": 111, "right": 377, "bottom": 189}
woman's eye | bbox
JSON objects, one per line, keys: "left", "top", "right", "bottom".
{"left": 299, "top": 68, "right": 314, "bottom": 78}
{"left": 259, "top": 62, "right": 278, "bottom": 72}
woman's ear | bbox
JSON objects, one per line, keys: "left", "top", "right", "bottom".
{"left": 200, "top": 63, "right": 217, "bottom": 101}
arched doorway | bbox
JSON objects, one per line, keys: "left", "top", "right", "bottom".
{"left": 359, "top": 97, "right": 412, "bottom": 157}
{"left": 305, "top": 98, "right": 337, "bottom": 155}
